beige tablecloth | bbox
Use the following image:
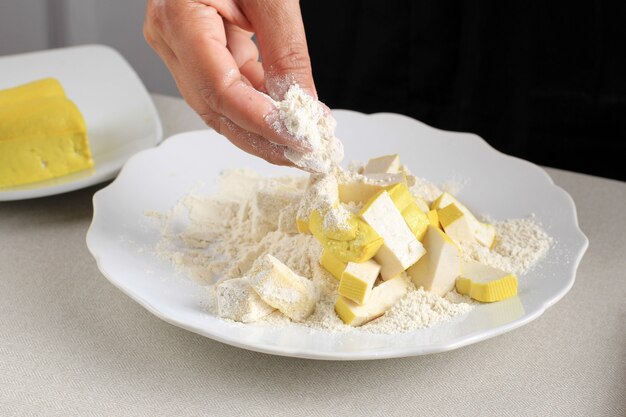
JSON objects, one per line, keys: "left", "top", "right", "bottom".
{"left": 1, "top": 95, "right": 624, "bottom": 417}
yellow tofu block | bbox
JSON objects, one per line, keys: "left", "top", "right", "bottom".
{"left": 310, "top": 208, "right": 358, "bottom": 241}
{"left": 296, "top": 217, "right": 310, "bottom": 234}
{"left": 338, "top": 172, "right": 406, "bottom": 204}
{"left": 427, "top": 209, "right": 440, "bottom": 228}
{"left": 0, "top": 96, "right": 93, "bottom": 187}
{"left": 437, "top": 203, "right": 476, "bottom": 243}
{"left": 320, "top": 250, "right": 347, "bottom": 280}
{"left": 335, "top": 277, "right": 410, "bottom": 326}
{"left": 456, "top": 261, "right": 518, "bottom": 302}
{"left": 385, "top": 183, "right": 414, "bottom": 212}
{"left": 431, "top": 192, "right": 496, "bottom": 247}
{"left": 338, "top": 260, "right": 381, "bottom": 304}
{"left": 0, "top": 78, "right": 65, "bottom": 107}
{"left": 414, "top": 196, "right": 430, "bottom": 214}
{"left": 363, "top": 154, "right": 400, "bottom": 174}
{"left": 402, "top": 202, "right": 429, "bottom": 241}
{"left": 309, "top": 209, "right": 383, "bottom": 263}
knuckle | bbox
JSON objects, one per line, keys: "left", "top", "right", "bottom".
{"left": 267, "top": 42, "right": 311, "bottom": 74}
{"left": 198, "top": 111, "right": 221, "bottom": 133}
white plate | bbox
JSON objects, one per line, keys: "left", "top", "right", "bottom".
{"left": 86, "top": 111, "right": 588, "bottom": 360}
{"left": 0, "top": 45, "right": 162, "bottom": 201}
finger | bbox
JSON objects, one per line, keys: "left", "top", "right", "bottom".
{"left": 162, "top": 3, "right": 311, "bottom": 152}
{"left": 224, "top": 23, "right": 266, "bottom": 91}
{"left": 241, "top": 0, "right": 316, "bottom": 100}
{"left": 213, "top": 114, "right": 293, "bottom": 167}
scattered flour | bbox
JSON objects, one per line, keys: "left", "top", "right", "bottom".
{"left": 152, "top": 167, "right": 552, "bottom": 334}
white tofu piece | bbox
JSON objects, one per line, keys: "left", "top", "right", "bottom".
{"left": 407, "top": 226, "right": 460, "bottom": 296}
{"left": 360, "top": 191, "right": 426, "bottom": 280}
{"left": 363, "top": 154, "right": 400, "bottom": 174}
{"left": 248, "top": 254, "right": 320, "bottom": 322}
{"left": 216, "top": 277, "right": 275, "bottom": 323}
{"left": 335, "top": 277, "right": 411, "bottom": 326}
{"left": 338, "top": 172, "right": 405, "bottom": 204}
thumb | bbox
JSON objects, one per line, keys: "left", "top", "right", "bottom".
{"left": 242, "top": 0, "right": 316, "bottom": 100}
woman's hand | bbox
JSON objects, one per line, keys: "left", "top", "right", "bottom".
{"left": 144, "top": 0, "right": 316, "bottom": 165}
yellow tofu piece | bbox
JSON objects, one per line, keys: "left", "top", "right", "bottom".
{"left": 414, "top": 196, "right": 430, "bottom": 213}
{"left": 363, "top": 154, "right": 400, "bottom": 174}
{"left": 320, "top": 250, "right": 347, "bottom": 280}
{"left": 401, "top": 202, "right": 429, "bottom": 241}
{"left": 432, "top": 192, "right": 496, "bottom": 247}
{"left": 427, "top": 209, "right": 440, "bottom": 228}
{"left": 385, "top": 183, "right": 414, "bottom": 212}
{"left": 296, "top": 217, "right": 310, "bottom": 234}
{"left": 338, "top": 259, "right": 381, "bottom": 304}
{"left": 338, "top": 172, "right": 406, "bottom": 204}
{"left": 437, "top": 203, "right": 476, "bottom": 244}
{"left": 248, "top": 254, "right": 320, "bottom": 322}
{"left": 0, "top": 93, "right": 93, "bottom": 188}
{"left": 456, "top": 261, "right": 518, "bottom": 302}
{"left": 335, "top": 277, "right": 410, "bottom": 326}
{"left": 0, "top": 78, "right": 65, "bottom": 107}
{"left": 309, "top": 209, "right": 383, "bottom": 263}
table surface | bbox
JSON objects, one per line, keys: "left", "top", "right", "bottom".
{"left": 1, "top": 94, "right": 624, "bottom": 417}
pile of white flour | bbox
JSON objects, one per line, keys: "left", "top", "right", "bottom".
{"left": 152, "top": 168, "right": 552, "bottom": 334}
{"left": 151, "top": 83, "right": 552, "bottom": 333}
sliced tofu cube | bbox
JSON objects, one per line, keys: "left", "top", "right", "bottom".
{"left": 437, "top": 203, "right": 476, "bottom": 244}
{"left": 363, "top": 154, "right": 400, "bottom": 174}
{"left": 456, "top": 261, "right": 518, "bottom": 302}
{"left": 427, "top": 209, "right": 440, "bottom": 228}
{"left": 338, "top": 172, "right": 406, "bottom": 204}
{"left": 401, "top": 202, "right": 429, "bottom": 241}
{"left": 248, "top": 254, "right": 320, "bottom": 322}
{"left": 385, "top": 183, "right": 414, "bottom": 212}
{"left": 407, "top": 225, "right": 461, "bottom": 296}
{"left": 338, "top": 259, "right": 381, "bottom": 304}
{"left": 216, "top": 277, "right": 275, "bottom": 323}
{"left": 335, "top": 277, "right": 410, "bottom": 326}
{"left": 359, "top": 191, "right": 426, "bottom": 280}
{"left": 431, "top": 192, "right": 496, "bottom": 247}
{"left": 414, "top": 196, "right": 430, "bottom": 214}
{"left": 320, "top": 250, "right": 347, "bottom": 280}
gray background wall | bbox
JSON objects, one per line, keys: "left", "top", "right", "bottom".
{"left": 0, "top": 0, "right": 180, "bottom": 96}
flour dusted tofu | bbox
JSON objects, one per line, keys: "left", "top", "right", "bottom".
{"left": 254, "top": 188, "right": 301, "bottom": 227}
{"left": 338, "top": 259, "right": 381, "bottom": 305}
{"left": 248, "top": 254, "right": 319, "bottom": 321}
{"left": 363, "top": 154, "right": 400, "bottom": 174}
{"left": 335, "top": 277, "right": 410, "bottom": 326}
{"left": 278, "top": 203, "right": 299, "bottom": 234}
{"left": 359, "top": 191, "right": 425, "bottom": 280}
{"left": 216, "top": 278, "right": 275, "bottom": 323}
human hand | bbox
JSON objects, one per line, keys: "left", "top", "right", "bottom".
{"left": 144, "top": 0, "right": 316, "bottom": 165}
